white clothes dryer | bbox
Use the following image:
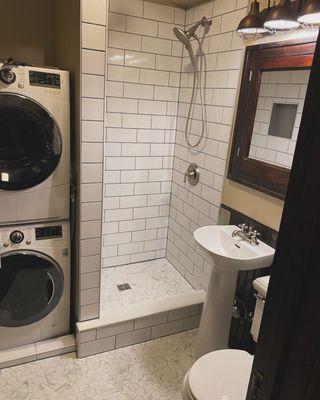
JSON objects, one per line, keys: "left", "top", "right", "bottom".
{"left": 0, "top": 221, "right": 70, "bottom": 350}
{"left": 0, "top": 63, "right": 70, "bottom": 225}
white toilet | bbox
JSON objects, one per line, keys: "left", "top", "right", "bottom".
{"left": 182, "top": 276, "right": 269, "bottom": 400}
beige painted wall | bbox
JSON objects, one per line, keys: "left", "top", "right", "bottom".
{"left": 221, "top": 0, "right": 287, "bottom": 232}
{"left": 0, "top": 0, "right": 53, "bottom": 65}
{"left": 221, "top": 4, "right": 318, "bottom": 232}
{"left": 222, "top": 179, "right": 284, "bottom": 231}
{"left": 222, "top": 22, "right": 284, "bottom": 233}
{"left": 0, "top": 0, "right": 80, "bottom": 67}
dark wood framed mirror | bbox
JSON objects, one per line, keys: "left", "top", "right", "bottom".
{"left": 228, "top": 37, "right": 317, "bottom": 199}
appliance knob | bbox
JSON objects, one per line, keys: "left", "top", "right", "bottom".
{"left": 0, "top": 68, "right": 16, "bottom": 84}
{"left": 3, "top": 242, "right": 9, "bottom": 248}
{"left": 10, "top": 230, "right": 24, "bottom": 244}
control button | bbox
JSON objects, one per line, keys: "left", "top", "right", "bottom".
{"left": 0, "top": 68, "right": 16, "bottom": 84}
{"left": 10, "top": 230, "right": 24, "bottom": 244}
{"left": 18, "top": 82, "right": 24, "bottom": 89}
{"left": 26, "top": 240, "right": 31, "bottom": 245}
{"left": 3, "top": 242, "right": 9, "bottom": 248}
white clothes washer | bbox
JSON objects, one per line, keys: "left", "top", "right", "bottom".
{"left": 0, "top": 221, "right": 70, "bottom": 350}
{"left": 0, "top": 63, "right": 70, "bottom": 225}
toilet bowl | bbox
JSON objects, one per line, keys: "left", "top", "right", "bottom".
{"left": 182, "top": 276, "right": 269, "bottom": 399}
{"left": 182, "top": 349, "right": 253, "bottom": 400}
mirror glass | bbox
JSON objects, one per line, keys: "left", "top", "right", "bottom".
{"left": 249, "top": 69, "right": 310, "bottom": 169}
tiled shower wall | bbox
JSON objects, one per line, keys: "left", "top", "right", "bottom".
{"left": 78, "top": 0, "right": 251, "bottom": 320}
{"left": 79, "top": 0, "right": 108, "bottom": 321}
{"left": 102, "top": 0, "right": 186, "bottom": 267}
{"left": 166, "top": 0, "right": 248, "bottom": 290}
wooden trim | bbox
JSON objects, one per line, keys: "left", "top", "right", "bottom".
{"left": 228, "top": 39, "right": 316, "bottom": 200}
{"left": 246, "top": 30, "right": 320, "bottom": 399}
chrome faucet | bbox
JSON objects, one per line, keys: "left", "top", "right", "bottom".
{"left": 232, "top": 223, "right": 261, "bottom": 245}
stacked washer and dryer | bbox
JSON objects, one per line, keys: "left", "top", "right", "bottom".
{"left": 0, "top": 62, "right": 71, "bottom": 350}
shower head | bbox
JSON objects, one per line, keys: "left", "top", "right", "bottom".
{"left": 173, "top": 17, "right": 212, "bottom": 43}
{"left": 173, "top": 17, "right": 211, "bottom": 69}
{"left": 173, "top": 27, "right": 191, "bottom": 46}
{"left": 174, "top": 27, "right": 196, "bottom": 69}
{"left": 173, "top": 26, "right": 198, "bottom": 69}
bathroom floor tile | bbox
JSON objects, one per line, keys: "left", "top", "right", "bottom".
{"left": 0, "top": 329, "right": 197, "bottom": 400}
{"left": 100, "top": 258, "right": 194, "bottom": 315}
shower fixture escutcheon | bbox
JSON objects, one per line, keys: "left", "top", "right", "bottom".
{"left": 184, "top": 163, "right": 200, "bottom": 185}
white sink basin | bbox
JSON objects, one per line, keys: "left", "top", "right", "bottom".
{"left": 194, "top": 225, "right": 275, "bottom": 272}
{"left": 194, "top": 225, "right": 275, "bottom": 358}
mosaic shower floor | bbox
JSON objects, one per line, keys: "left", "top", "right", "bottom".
{"left": 1, "top": 329, "right": 197, "bottom": 400}
{"left": 100, "top": 258, "right": 194, "bottom": 316}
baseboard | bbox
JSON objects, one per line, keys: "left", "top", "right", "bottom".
{"left": 0, "top": 335, "right": 76, "bottom": 369}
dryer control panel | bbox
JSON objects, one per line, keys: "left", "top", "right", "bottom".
{"left": 0, "top": 222, "right": 68, "bottom": 252}
{"left": 35, "top": 225, "right": 63, "bottom": 240}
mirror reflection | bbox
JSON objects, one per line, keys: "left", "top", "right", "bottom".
{"left": 249, "top": 69, "right": 310, "bottom": 169}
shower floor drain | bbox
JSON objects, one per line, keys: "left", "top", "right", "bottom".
{"left": 117, "top": 283, "right": 131, "bottom": 291}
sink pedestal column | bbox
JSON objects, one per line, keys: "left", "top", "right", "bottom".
{"left": 196, "top": 268, "right": 238, "bottom": 358}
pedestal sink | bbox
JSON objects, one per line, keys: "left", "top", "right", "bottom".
{"left": 194, "top": 225, "right": 275, "bottom": 358}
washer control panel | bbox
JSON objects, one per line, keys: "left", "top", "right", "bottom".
{"left": 0, "top": 223, "right": 66, "bottom": 251}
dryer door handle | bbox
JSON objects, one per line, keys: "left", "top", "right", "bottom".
{"left": 46, "top": 272, "right": 55, "bottom": 304}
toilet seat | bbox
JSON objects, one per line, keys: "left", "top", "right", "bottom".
{"left": 183, "top": 350, "right": 253, "bottom": 400}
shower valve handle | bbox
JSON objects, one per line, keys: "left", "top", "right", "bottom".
{"left": 184, "top": 170, "right": 196, "bottom": 182}
{"left": 184, "top": 163, "right": 200, "bottom": 186}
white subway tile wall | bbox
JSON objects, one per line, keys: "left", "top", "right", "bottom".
{"left": 79, "top": 0, "right": 251, "bottom": 322}
{"left": 103, "top": 1, "right": 186, "bottom": 267}
{"left": 166, "top": 0, "right": 248, "bottom": 290}
{"left": 79, "top": 0, "right": 108, "bottom": 321}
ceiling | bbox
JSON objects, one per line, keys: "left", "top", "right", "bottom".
{"left": 145, "top": 0, "right": 212, "bottom": 9}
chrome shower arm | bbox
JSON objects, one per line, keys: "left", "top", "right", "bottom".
{"left": 187, "top": 17, "right": 212, "bottom": 39}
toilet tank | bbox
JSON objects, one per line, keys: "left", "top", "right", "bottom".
{"left": 251, "top": 276, "right": 270, "bottom": 342}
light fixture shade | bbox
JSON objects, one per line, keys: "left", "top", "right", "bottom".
{"left": 298, "top": 0, "right": 320, "bottom": 25}
{"left": 237, "top": 1, "right": 267, "bottom": 39}
{"left": 264, "top": 0, "right": 299, "bottom": 31}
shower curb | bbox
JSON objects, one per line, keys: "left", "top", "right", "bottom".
{"left": 76, "top": 290, "right": 205, "bottom": 358}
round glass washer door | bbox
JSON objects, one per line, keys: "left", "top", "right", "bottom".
{"left": 0, "top": 251, "right": 64, "bottom": 327}
{"left": 0, "top": 93, "right": 62, "bottom": 191}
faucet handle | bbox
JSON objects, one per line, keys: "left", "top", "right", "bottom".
{"left": 238, "top": 223, "right": 248, "bottom": 232}
{"left": 251, "top": 230, "right": 261, "bottom": 244}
